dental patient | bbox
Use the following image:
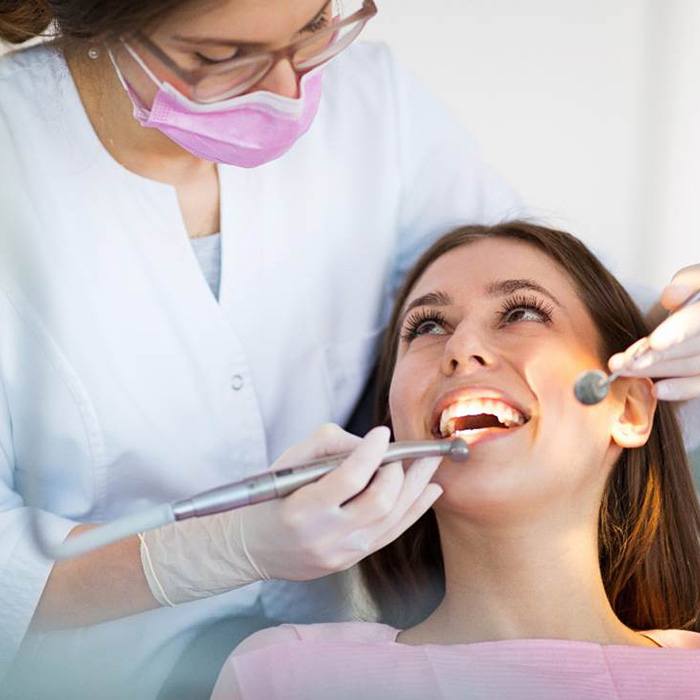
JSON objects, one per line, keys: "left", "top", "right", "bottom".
{"left": 212, "top": 222, "right": 700, "bottom": 699}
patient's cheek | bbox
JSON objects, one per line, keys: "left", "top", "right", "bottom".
{"left": 388, "top": 374, "right": 418, "bottom": 440}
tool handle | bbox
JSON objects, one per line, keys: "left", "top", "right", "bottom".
{"left": 172, "top": 439, "right": 465, "bottom": 519}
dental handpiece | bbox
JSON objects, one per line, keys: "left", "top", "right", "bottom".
{"left": 574, "top": 288, "right": 700, "bottom": 405}
{"left": 171, "top": 438, "right": 469, "bottom": 521}
{"left": 39, "top": 438, "right": 469, "bottom": 560}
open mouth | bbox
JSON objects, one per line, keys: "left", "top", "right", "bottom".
{"left": 433, "top": 398, "right": 529, "bottom": 440}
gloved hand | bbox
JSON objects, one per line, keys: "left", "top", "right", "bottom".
{"left": 139, "top": 424, "right": 443, "bottom": 605}
{"left": 609, "top": 264, "right": 700, "bottom": 401}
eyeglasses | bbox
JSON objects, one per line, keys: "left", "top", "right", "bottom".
{"left": 124, "top": 0, "right": 377, "bottom": 104}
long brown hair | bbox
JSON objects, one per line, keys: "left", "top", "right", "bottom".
{"left": 0, "top": 0, "right": 189, "bottom": 45}
{"left": 360, "top": 221, "right": 700, "bottom": 632}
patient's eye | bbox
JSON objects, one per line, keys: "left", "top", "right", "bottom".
{"left": 401, "top": 309, "right": 449, "bottom": 342}
{"left": 499, "top": 294, "right": 553, "bottom": 326}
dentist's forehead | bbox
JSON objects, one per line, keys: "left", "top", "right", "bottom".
{"left": 162, "top": 0, "right": 329, "bottom": 43}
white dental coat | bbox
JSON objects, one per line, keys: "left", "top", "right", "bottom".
{"left": 0, "top": 42, "right": 522, "bottom": 697}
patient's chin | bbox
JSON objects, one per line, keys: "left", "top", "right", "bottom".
{"left": 431, "top": 453, "right": 560, "bottom": 523}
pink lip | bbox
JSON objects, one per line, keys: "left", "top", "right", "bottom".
{"left": 429, "top": 385, "right": 531, "bottom": 440}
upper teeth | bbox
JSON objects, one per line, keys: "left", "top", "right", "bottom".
{"left": 439, "top": 399, "right": 526, "bottom": 437}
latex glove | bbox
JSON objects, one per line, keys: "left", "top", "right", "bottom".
{"left": 140, "top": 425, "right": 443, "bottom": 605}
{"left": 608, "top": 264, "right": 700, "bottom": 401}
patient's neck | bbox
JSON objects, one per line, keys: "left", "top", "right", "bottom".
{"left": 398, "top": 509, "right": 646, "bottom": 647}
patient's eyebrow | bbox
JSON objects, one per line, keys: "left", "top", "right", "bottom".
{"left": 486, "top": 279, "right": 563, "bottom": 308}
{"left": 402, "top": 290, "right": 453, "bottom": 319}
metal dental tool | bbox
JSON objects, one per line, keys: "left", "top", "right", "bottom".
{"left": 574, "top": 289, "right": 700, "bottom": 406}
{"left": 171, "top": 437, "right": 469, "bottom": 520}
{"left": 37, "top": 438, "right": 469, "bottom": 560}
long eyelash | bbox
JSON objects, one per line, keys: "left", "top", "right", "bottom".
{"left": 195, "top": 52, "right": 237, "bottom": 65}
{"left": 499, "top": 294, "right": 554, "bottom": 324}
{"left": 304, "top": 2, "right": 332, "bottom": 33}
{"left": 305, "top": 14, "right": 330, "bottom": 32}
{"left": 400, "top": 309, "right": 448, "bottom": 342}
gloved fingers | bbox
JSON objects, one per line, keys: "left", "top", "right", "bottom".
{"left": 608, "top": 337, "right": 650, "bottom": 374}
{"left": 273, "top": 423, "right": 362, "bottom": 469}
{"left": 607, "top": 326, "right": 700, "bottom": 403}
{"left": 339, "top": 460, "right": 405, "bottom": 521}
{"left": 649, "top": 301, "right": 700, "bottom": 353}
{"left": 306, "top": 426, "right": 391, "bottom": 506}
{"left": 611, "top": 336, "right": 700, "bottom": 372}
{"left": 660, "top": 265, "right": 700, "bottom": 311}
{"left": 609, "top": 282, "right": 700, "bottom": 373}
{"left": 372, "top": 482, "right": 444, "bottom": 551}
{"left": 349, "top": 456, "right": 442, "bottom": 540}
{"left": 654, "top": 376, "right": 700, "bottom": 402}
{"left": 609, "top": 355, "right": 700, "bottom": 379}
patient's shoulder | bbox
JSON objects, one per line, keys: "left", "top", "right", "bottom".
{"left": 232, "top": 624, "right": 301, "bottom": 655}
{"left": 643, "top": 629, "right": 700, "bottom": 649}
{"left": 233, "top": 621, "right": 398, "bottom": 656}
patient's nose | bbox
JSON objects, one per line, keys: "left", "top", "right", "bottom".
{"left": 441, "top": 328, "right": 496, "bottom": 376}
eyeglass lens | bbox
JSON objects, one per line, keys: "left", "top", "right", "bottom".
{"left": 193, "top": 0, "right": 370, "bottom": 102}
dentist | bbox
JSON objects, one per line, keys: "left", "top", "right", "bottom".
{"left": 0, "top": 1, "right": 698, "bottom": 698}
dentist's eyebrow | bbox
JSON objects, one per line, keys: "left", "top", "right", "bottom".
{"left": 171, "top": 0, "right": 331, "bottom": 47}
{"left": 486, "top": 279, "right": 563, "bottom": 308}
{"left": 401, "top": 290, "right": 453, "bottom": 320}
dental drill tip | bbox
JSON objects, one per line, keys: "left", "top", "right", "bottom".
{"left": 448, "top": 438, "right": 470, "bottom": 461}
{"left": 574, "top": 369, "right": 610, "bottom": 406}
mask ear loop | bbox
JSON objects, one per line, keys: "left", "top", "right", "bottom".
{"left": 107, "top": 47, "right": 132, "bottom": 94}
{"left": 107, "top": 42, "right": 159, "bottom": 119}
{"left": 118, "top": 40, "right": 163, "bottom": 89}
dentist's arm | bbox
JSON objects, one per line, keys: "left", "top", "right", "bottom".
{"left": 30, "top": 425, "right": 443, "bottom": 628}
{"left": 30, "top": 528, "right": 158, "bottom": 630}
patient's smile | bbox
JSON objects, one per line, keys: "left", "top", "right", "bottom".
{"left": 432, "top": 390, "right": 530, "bottom": 444}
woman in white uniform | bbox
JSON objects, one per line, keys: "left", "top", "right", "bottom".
{"left": 0, "top": 1, "right": 698, "bottom": 698}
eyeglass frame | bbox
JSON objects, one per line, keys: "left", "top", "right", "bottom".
{"left": 121, "top": 0, "right": 378, "bottom": 103}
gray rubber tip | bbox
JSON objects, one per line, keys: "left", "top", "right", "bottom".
{"left": 448, "top": 438, "right": 470, "bottom": 461}
{"left": 574, "top": 369, "right": 609, "bottom": 405}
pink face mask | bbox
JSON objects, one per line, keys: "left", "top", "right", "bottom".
{"left": 110, "top": 47, "right": 324, "bottom": 168}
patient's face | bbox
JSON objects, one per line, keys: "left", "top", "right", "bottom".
{"left": 390, "top": 238, "right": 624, "bottom": 522}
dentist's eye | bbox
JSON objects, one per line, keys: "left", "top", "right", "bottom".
{"left": 195, "top": 50, "right": 240, "bottom": 65}
{"left": 499, "top": 294, "right": 553, "bottom": 326}
{"left": 401, "top": 310, "right": 449, "bottom": 342}
{"left": 302, "top": 2, "right": 332, "bottom": 34}
{"left": 304, "top": 13, "right": 330, "bottom": 33}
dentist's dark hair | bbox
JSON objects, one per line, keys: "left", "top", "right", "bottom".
{"left": 360, "top": 220, "right": 700, "bottom": 633}
{"left": 0, "top": 0, "right": 187, "bottom": 44}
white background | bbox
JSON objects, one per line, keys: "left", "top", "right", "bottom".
{"left": 3, "top": 1, "right": 699, "bottom": 289}
{"left": 364, "top": 0, "right": 700, "bottom": 290}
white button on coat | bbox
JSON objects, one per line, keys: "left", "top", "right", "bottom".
{"left": 231, "top": 375, "right": 244, "bottom": 391}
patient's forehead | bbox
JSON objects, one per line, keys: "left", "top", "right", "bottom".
{"left": 409, "top": 238, "right": 579, "bottom": 306}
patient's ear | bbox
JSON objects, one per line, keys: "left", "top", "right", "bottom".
{"left": 610, "top": 377, "right": 657, "bottom": 448}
